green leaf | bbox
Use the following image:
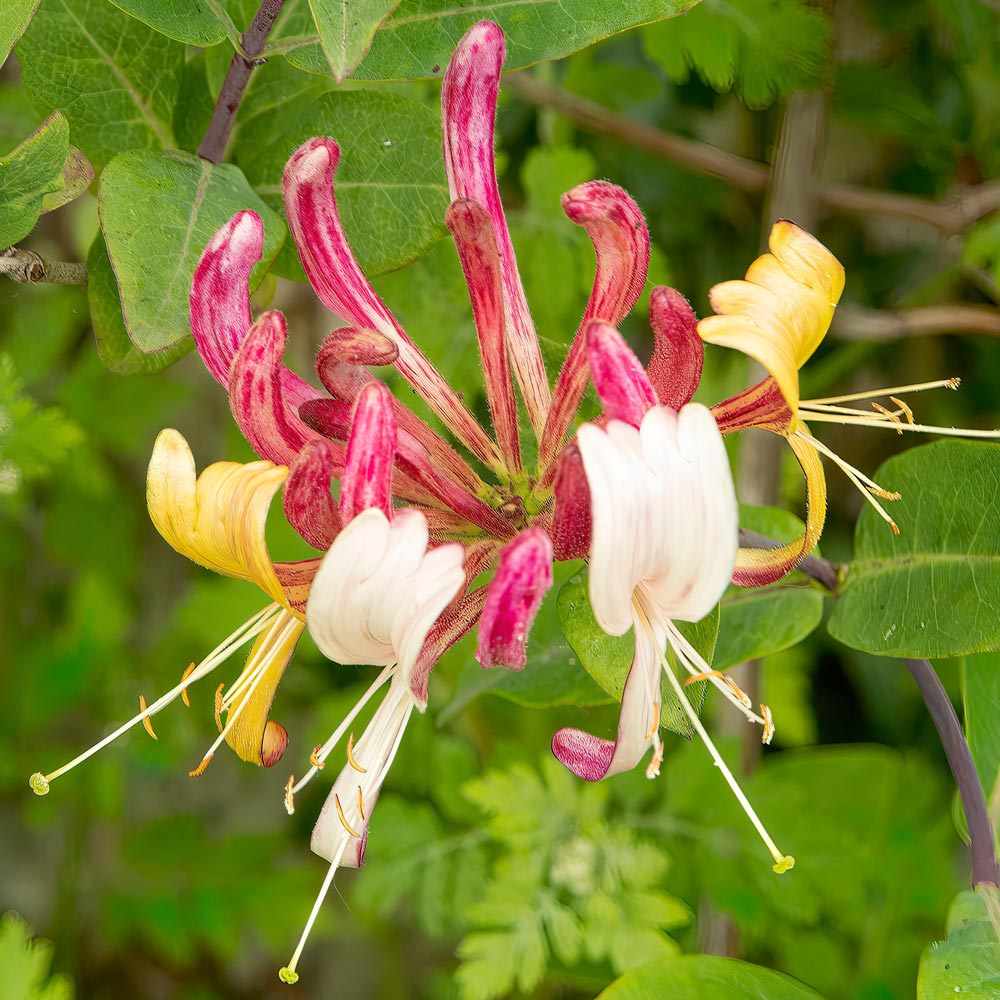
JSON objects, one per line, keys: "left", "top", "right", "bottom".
{"left": 918, "top": 888, "right": 1000, "bottom": 998}
{"left": 272, "top": 0, "right": 701, "bottom": 81}
{"left": 17, "top": 0, "right": 182, "bottom": 166}
{"left": 87, "top": 233, "right": 192, "bottom": 374}
{"left": 828, "top": 441, "right": 1000, "bottom": 658}
{"left": 235, "top": 89, "right": 447, "bottom": 277}
{"left": 107, "top": 0, "right": 231, "bottom": 46}
{"left": 307, "top": 0, "right": 400, "bottom": 81}
{"left": 40, "top": 145, "right": 93, "bottom": 213}
{"left": 714, "top": 505, "right": 824, "bottom": 671}
{"left": 961, "top": 652, "right": 1000, "bottom": 839}
{"left": 641, "top": 0, "right": 830, "bottom": 109}
{"left": 0, "top": 111, "right": 68, "bottom": 248}
{"left": 98, "top": 149, "right": 285, "bottom": 356}
{"left": 0, "top": 0, "right": 40, "bottom": 69}
{"left": 557, "top": 567, "right": 719, "bottom": 737}
{"left": 598, "top": 954, "right": 826, "bottom": 999}
{"left": 0, "top": 912, "right": 74, "bottom": 1000}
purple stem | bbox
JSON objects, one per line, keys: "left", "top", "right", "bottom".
{"left": 905, "top": 658, "right": 999, "bottom": 888}
{"left": 198, "top": 0, "right": 288, "bottom": 164}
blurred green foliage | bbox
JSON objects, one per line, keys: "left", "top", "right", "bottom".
{"left": 4, "top": 0, "right": 1000, "bottom": 997}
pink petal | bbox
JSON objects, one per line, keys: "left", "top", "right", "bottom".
{"left": 316, "top": 327, "right": 487, "bottom": 496}
{"left": 283, "top": 137, "right": 502, "bottom": 471}
{"left": 227, "top": 311, "right": 326, "bottom": 465}
{"left": 586, "top": 320, "right": 658, "bottom": 427}
{"left": 476, "top": 528, "right": 553, "bottom": 670}
{"left": 442, "top": 21, "right": 550, "bottom": 437}
{"left": 190, "top": 211, "right": 259, "bottom": 388}
{"left": 552, "top": 624, "right": 661, "bottom": 781}
{"left": 541, "top": 182, "right": 650, "bottom": 463}
{"left": 550, "top": 443, "right": 592, "bottom": 561}
{"left": 647, "top": 287, "right": 704, "bottom": 410}
{"left": 409, "top": 587, "right": 487, "bottom": 707}
{"left": 446, "top": 198, "right": 521, "bottom": 471}
{"left": 340, "top": 381, "right": 396, "bottom": 522}
{"left": 284, "top": 439, "right": 342, "bottom": 552}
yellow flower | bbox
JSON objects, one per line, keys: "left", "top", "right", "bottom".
{"left": 30, "top": 431, "right": 308, "bottom": 796}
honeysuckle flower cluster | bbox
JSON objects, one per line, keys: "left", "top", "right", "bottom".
{"left": 29, "top": 18, "right": 1000, "bottom": 984}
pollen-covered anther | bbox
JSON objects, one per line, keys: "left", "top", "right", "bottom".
{"left": 138, "top": 696, "right": 158, "bottom": 741}
{"left": 947, "top": 376, "right": 961, "bottom": 390}
{"left": 357, "top": 786, "right": 366, "bottom": 822}
{"left": 890, "top": 397, "right": 914, "bottom": 424}
{"left": 29, "top": 772, "right": 50, "bottom": 796}
{"left": 334, "top": 792, "right": 361, "bottom": 838}
{"left": 761, "top": 704, "right": 775, "bottom": 745}
{"left": 346, "top": 731, "right": 366, "bottom": 773}
{"left": 871, "top": 402, "right": 904, "bottom": 434}
{"left": 188, "top": 752, "right": 214, "bottom": 778}
{"left": 284, "top": 774, "right": 295, "bottom": 815}
{"left": 645, "top": 740, "right": 664, "bottom": 780}
{"left": 213, "top": 683, "right": 225, "bottom": 732}
{"left": 309, "top": 746, "right": 326, "bottom": 769}
{"left": 644, "top": 702, "right": 660, "bottom": 741}
{"left": 869, "top": 486, "right": 902, "bottom": 501}
{"left": 683, "top": 669, "right": 725, "bottom": 686}
{"left": 723, "top": 676, "right": 754, "bottom": 711}
{"left": 180, "top": 663, "right": 196, "bottom": 707}
{"left": 278, "top": 967, "right": 299, "bottom": 985}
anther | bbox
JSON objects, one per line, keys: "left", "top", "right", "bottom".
{"left": 139, "top": 696, "right": 158, "bottom": 740}
{"left": 309, "top": 746, "right": 326, "bottom": 769}
{"left": 869, "top": 486, "right": 902, "bottom": 501}
{"left": 188, "top": 753, "right": 213, "bottom": 778}
{"left": 644, "top": 702, "right": 660, "bottom": 740}
{"left": 284, "top": 775, "right": 295, "bottom": 815}
{"left": 683, "top": 669, "right": 725, "bottom": 686}
{"left": 772, "top": 855, "right": 796, "bottom": 874}
{"left": 346, "top": 732, "right": 366, "bottom": 773}
{"left": 946, "top": 377, "right": 961, "bottom": 390}
{"left": 357, "top": 786, "right": 366, "bottom": 822}
{"left": 278, "top": 967, "right": 299, "bottom": 984}
{"left": 722, "top": 675, "right": 753, "bottom": 709}
{"left": 180, "top": 663, "right": 196, "bottom": 707}
{"left": 890, "top": 397, "right": 914, "bottom": 424}
{"left": 214, "top": 683, "right": 225, "bottom": 732}
{"left": 645, "top": 741, "right": 664, "bottom": 780}
{"left": 761, "top": 704, "right": 774, "bottom": 745}
{"left": 29, "top": 772, "right": 50, "bottom": 796}
{"left": 334, "top": 793, "right": 361, "bottom": 838}
{"left": 871, "top": 402, "right": 903, "bottom": 434}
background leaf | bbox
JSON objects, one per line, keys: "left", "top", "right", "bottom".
{"left": 98, "top": 149, "right": 285, "bottom": 356}
{"left": 0, "top": 0, "right": 39, "bottom": 69}
{"left": 107, "top": 0, "right": 231, "bottom": 46}
{"left": 307, "top": 0, "right": 400, "bottom": 81}
{"left": 918, "top": 888, "right": 1000, "bottom": 999}
{"left": 828, "top": 441, "right": 1000, "bottom": 658}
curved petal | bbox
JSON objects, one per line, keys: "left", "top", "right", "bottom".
{"left": 282, "top": 137, "right": 501, "bottom": 471}
{"left": 442, "top": 20, "right": 550, "bottom": 437}
{"left": 732, "top": 425, "right": 827, "bottom": 587}
{"left": 552, "top": 619, "right": 661, "bottom": 781}
{"left": 410, "top": 586, "right": 486, "bottom": 707}
{"left": 711, "top": 376, "right": 794, "bottom": 435}
{"left": 551, "top": 442, "right": 592, "bottom": 561}
{"left": 698, "top": 221, "right": 845, "bottom": 412}
{"left": 228, "top": 310, "right": 326, "bottom": 465}
{"left": 283, "top": 440, "right": 342, "bottom": 552}
{"left": 647, "top": 286, "right": 703, "bottom": 410}
{"left": 476, "top": 528, "right": 553, "bottom": 670}
{"left": 306, "top": 508, "right": 466, "bottom": 686}
{"left": 224, "top": 610, "right": 304, "bottom": 768}
{"left": 542, "top": 181, "right": 650, "bottom": 461}
{"left": 586, "top": 320, "right": 658, "bottom": 427}
{"left": 341, "top": 381, "right": 396, "bottom": 522}
{"left": 147, "top": 429, "right": 289, "bottom": 610}
{"left": 190, "top": 210, "right": 259, "bottom": 388}
{"left": 578, "top": 403, "right": 738, "bottom": 633}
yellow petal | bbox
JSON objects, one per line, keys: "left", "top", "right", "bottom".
{"left": 224, "top": 609, "right": 303, "bottom": 767}
{"left": 147, "top": 429, "right": 288, "bottom": 608}
{"left": 731, "top": 424, "right": 828, "bottom": 587}
{"left": 698, "top": 222, "right": 845, "bottom": 413}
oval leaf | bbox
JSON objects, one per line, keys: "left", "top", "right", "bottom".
{"left": 307, "top": 0, "right": 400, "bottom": 81}
{"left": 918, "top": 888, "right": 1000, "bottom": 999}
{"left": 828, "top": 440, "right": 1000, "bottom": 658}
{"left": 272, "top": 0, "right": 701, "bottom": 81}
{"left": 235, "top": 89, "right": 448, "bottom": 277}
{"left": 107, "top": 0, "right": 231, "bottom": 46}
{"left": 98, "top": 149, "right": 285, "bottom": 356}
{"left": 1, "top": 0, "right": 40, "bottom": 69}
{"left": 599, "top": 954, "right": 826, "bottom": 999}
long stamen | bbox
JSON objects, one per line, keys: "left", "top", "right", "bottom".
{"left": 288, "top": 665, "right": 395, "bottom": 802}
{"left": 279, "top": 839, "right": 350, "bottom": 985}
{"left": 804, "top": 377, "right": 960, "bottom": 406}
{"left": 663, "top": 620, "right": 766, "bottom": 727}
{"left": 798, "top": 430, "right": 901, "bottom": 534}
{"left": 29, "top": 604, "right": 282, "bottom": 794}
{"left": 796, "top": 409, "right": 1000, "bottom": 439}
{"left": 635, "top": 604, "right": 794, "bottom": 873}
{"left": 189, "top": 613, "right": 300, "bottom": 778}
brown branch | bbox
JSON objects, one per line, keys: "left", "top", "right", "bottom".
{"left": 0, "top": 248, "right": 87, "bottom": 286}
{"left": 198, "top": 0, "right": 287, "bottom": 164}
{"left": 505, "top": 73, "right": 1000, "bottom": 233}
{"left": 831, "top": 303, "right": 1000, "bottom": 341}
